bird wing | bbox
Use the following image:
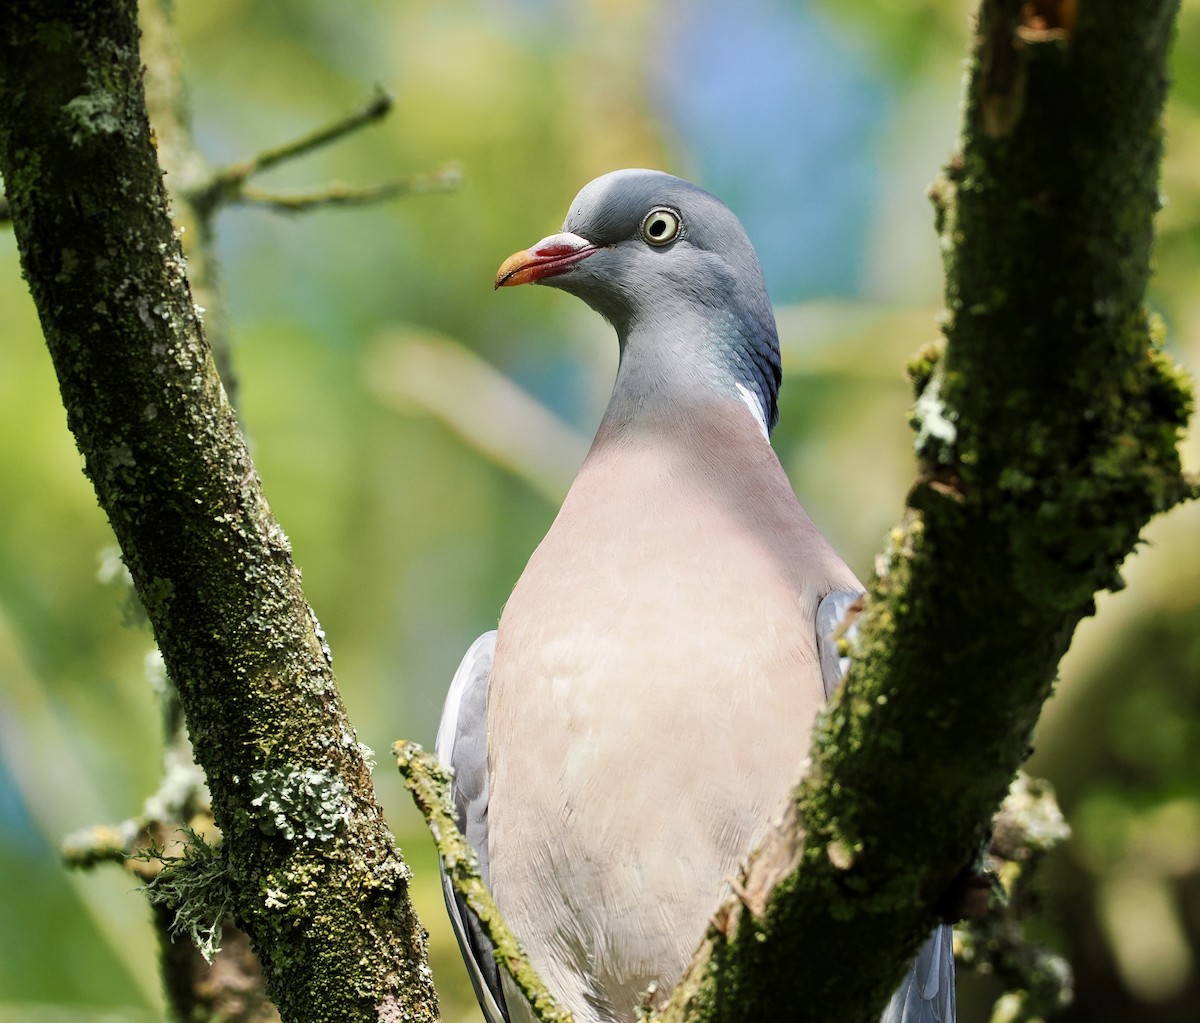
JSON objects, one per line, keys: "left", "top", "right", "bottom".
{"left": 435, "top": 630, "right": 509, "bottom": 1023}
{"left": 816, "top": 588, "right": 863, "bottom": 699}
{"left": 815, "top": 590, "right": 957, "bottom": 1023}
{"left": 881, "top": 925, "right": 958, "bottom": 1023}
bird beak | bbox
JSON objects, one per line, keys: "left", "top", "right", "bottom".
{"left": 495, "top": 232, "right": 600, "bottom": 289}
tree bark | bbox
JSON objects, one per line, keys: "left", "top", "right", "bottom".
{"left": 0, "top": 4, "right": 437, "bottom": 1021}
{"left": 662, "top": 3, "right": 1194, "bottom": 1021}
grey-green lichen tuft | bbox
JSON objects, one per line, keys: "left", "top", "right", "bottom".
{"left": 138, "top": 827, "right": 233, "bottom": 963}
{"left": 63, "top": 88, "right": 121, "bottom": 142}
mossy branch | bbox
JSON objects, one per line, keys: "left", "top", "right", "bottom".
{"left": 0, "top": 3, "right": 437, "bottom": 1021}
{"left": 662, "top": 3, "right": 1194, "bottom": 1021}
{"left": 394, "top": 740, "right": 574, "bottom": 1023}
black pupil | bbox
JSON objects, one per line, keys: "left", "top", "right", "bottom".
{"left": 649, "top": 217, "right": 667, "bottom": 237}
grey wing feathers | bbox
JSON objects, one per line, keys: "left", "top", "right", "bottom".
{"left": 435, "top": 631, "right": 509, "bottom": 1023}
{"left": 815, "top": 593, "right": 957, "bottom": 1023}
{"left": 816, "top": 588, "right": 863, "bottom": 699}
{"left": 881, "top": 925, "right": 957, "bottom": 1023}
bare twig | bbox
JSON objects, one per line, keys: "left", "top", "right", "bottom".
{"left": 236, "top": 164, "right": 462, "bottom": 213}
{"left": 212, "top": 87, "right": 393, "bottom": 192}
{"left": 192, "top": 86, "right": 462, "bottom": 218}
{"left": 191, "top": 88, "right": 460, "bottom": 218}
{"left": 393, "top": 739, "right": 573, "bottom": 1023}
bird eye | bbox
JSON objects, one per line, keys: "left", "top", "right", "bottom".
{"left": 640, "top": 207, "right": 681, "bottom": 246}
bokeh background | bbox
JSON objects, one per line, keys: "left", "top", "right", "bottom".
{"left": 2, "top": 1, "right": 1199, "bottom": 1021}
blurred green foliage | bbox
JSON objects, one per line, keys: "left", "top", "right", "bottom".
{"left": 0, "top": 1, "right": 1198, "bottom": 1021}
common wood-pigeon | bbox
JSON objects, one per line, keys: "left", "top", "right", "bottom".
{"left": 437, "top": 169, "right": 955, "bottom": 1023}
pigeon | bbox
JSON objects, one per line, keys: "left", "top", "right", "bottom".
{"left": 437, "top": 169, "right": 955, "bottom": 1023}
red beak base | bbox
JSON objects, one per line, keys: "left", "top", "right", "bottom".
{"left": 495, "top": 232, "right": 600, "bottom": 289}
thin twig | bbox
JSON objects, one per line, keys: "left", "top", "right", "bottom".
{"left": 393, "top": 739, "right": 573, "bottom": 1023}
{"left": 236, "top": 164, "right": 462, "bottom": 214}
{"left": 212, "top": 87, "right": 394, "bottom": 192}
{"left": 193, "top": 86, "right": 456, "bottom": 218}
{"left": 957, "top": 773, "right": 1075, "bottom": 1023}
{"left": 62, "top": 821, "right": 141, "bottom": 870}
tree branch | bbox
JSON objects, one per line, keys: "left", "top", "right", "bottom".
{"left": 663, "top": 3, "right": 1194, "bottom": 1021}
{"left": 140, "top": 0, "right": 238, "bottom": 402}
{"left": 190, "top": 86, "right": 462, "bottom": 221}
{"left": 234, "top": 166, "right": 462, "bottom": 214}
{"left": 958, "top": 774, "right": 1074, "bottom": 1023}
{"left": 205, "top": 88, "right": 394, "bottom": 202}
{"left": 395, "top": 741, "right": 573, "bottom": 1023}
{"left": 0, "top": 4, "right": 437, "bottom": 1020}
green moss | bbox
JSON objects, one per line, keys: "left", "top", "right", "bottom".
{"left": 33, "top": 20, "right": 73, "bottom": 50}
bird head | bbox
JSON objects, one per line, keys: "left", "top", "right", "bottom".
{"left": 496, "top": 169, "right": 782, "bottom": 433}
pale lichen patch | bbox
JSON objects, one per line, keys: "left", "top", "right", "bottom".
{"left": 63, "top": 89, "right": 121, "bottom": 144}
{"left": 250, "top": 766, "right": 352, "bottom": 843}
{"left": 911, "top": 372, "right": 958, "bottom": 461}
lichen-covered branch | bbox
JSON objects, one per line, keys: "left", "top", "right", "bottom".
{"left": 0, "top": 4, "right": 437, "bottom": 1021}
{"left": 959, "top": 774, "right": 1074, "bottom": 1023}
{"left": 663, "top": 3, "right": 1194, "bottom": 1021}
{"left": 394, "top": 741, "right": 573, "bottom": 1023}
{"left": 61, "top": 633, "right": 265, "bottom": 1020}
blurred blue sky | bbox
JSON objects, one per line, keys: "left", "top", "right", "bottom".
{"left": 655, "top": 0, "right": 888, "bottom": 302}
{"left": 487, "top": 0, "right": 891, "bottom": 301}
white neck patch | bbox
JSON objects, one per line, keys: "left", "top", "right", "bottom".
{"left": 735, "top": 382, "right": 770, "bottom": 441}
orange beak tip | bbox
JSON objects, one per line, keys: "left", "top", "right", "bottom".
{"left": 494, "top": 249, "right": 533, "bottom": 289}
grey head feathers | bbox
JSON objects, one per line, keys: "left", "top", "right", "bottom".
{"left": 541, "top": 169, "right": 783, "bottom": 433}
